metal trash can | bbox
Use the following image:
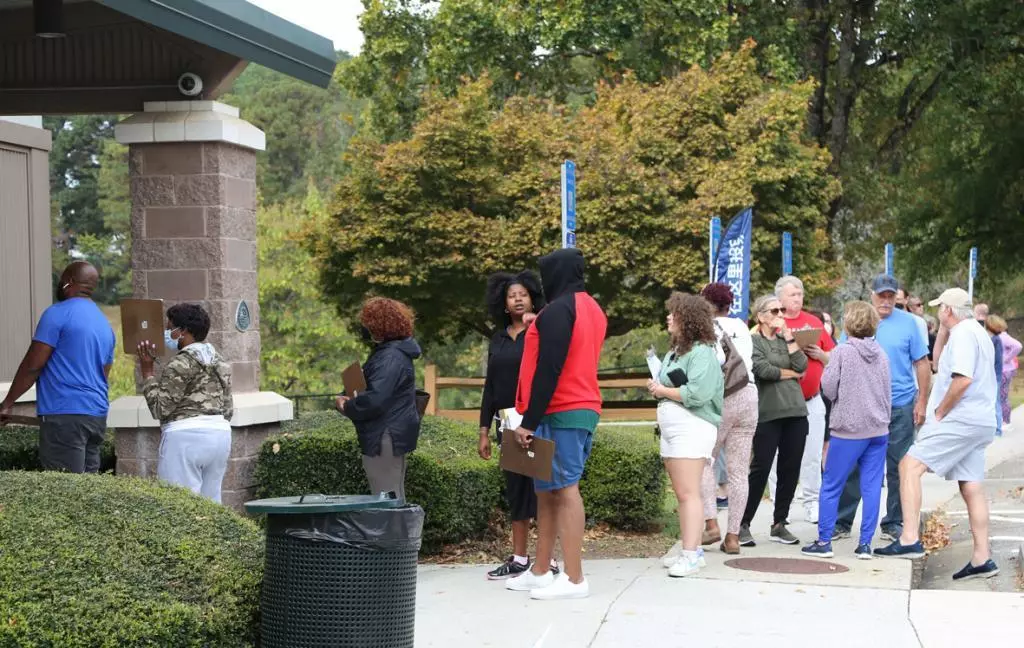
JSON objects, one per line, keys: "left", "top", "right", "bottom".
{"left": 245, "top": 493, "right": 424, "bottom": 648}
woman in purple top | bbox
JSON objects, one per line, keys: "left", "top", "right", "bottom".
{"left": 803, "top": 301, "right": 892, "bottom": 560}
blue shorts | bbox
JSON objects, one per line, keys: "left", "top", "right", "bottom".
{"left": 533, "top": 424, "right": 593, "bottom": 492}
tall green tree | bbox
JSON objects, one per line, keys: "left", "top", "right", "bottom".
{"left": 258, "top": 187, "right": 364, "bottom": 394}
{"left": 316, "top": 44, "right": 839, "bottom": 342}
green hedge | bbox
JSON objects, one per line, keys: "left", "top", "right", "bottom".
{"left": 255, "top": 413, "right": 504, "bottom": 552}
{"left": 0, "top": 471, "right": 263, "bottom": 647}
{"left": 0, "top": 425, "right": 116, "bottom": 472}
{"left": 256, "top": 413, "right": 666, "bottom": 549}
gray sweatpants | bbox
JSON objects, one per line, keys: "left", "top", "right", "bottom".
{"left": 362, "top": 433, "right": 408, "bottom": 501}
{"left": 39, "top": 414, "right": 107, "bottom": 473}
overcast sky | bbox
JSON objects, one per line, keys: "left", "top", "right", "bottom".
{"left": 248, "top": 0, "right": 365, "bottom": 55}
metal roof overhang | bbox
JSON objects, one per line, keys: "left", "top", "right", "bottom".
{"left": 0, "top": 0, "right": 337, "bottom": 114}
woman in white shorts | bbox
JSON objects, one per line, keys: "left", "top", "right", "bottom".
{"left": 648, "top": 292, "right": 724, "bottom": 578}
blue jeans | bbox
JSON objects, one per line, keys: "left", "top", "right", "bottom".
{"left": 835, "top": 402, "right": 915, "bottom": 532}
{"left": 819, "top": 435, "right": 888, "bottom": 545}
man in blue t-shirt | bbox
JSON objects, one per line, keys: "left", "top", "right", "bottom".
{"left": 834, "top": 275, "right": 931, "bottom": 542}
{"left": 0, "top": 262, "right": 116, "bottom": 473}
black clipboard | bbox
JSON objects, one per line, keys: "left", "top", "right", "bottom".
{"left": 499, "top": 431, "right": 555, "bottom": 481}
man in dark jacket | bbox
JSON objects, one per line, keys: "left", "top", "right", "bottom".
{"left": 505, "top": 249, "right": 607, "bottom": 601}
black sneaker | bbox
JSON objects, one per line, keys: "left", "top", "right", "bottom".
{"left": 487, "top": 556, "right": 530, "bottom": 580}
{"left": 716, "top": 496, "right": 729, "bottom": 510}
{"left": 873, "top": 539, "right": 925, "bottom": 559}
{"left": 952, "top": 559, "right": 999, "bottom": 581}
{"left": 880, "top": 526, "right": 902, "bottom": 543}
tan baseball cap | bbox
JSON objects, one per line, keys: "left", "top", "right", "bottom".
{"left": 928, "top": 287, "right": 971, "bottom": 309}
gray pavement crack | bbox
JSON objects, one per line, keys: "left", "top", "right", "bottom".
{"left": 585, "top": 564, "right": 655, "bottom": 648}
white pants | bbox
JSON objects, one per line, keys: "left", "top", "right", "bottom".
{"left": 768, "top": 394, "right": 826, "bottom": 508}
{"left": 158, "top": 418, "right": 232, "bottom": 503}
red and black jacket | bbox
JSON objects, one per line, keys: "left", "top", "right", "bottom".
{"left": 516, "top": 249, "right": 607, "bottom": 430}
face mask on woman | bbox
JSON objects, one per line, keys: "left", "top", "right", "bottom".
{"left": 164, "top": 327, "right": 182, "bottom": 351}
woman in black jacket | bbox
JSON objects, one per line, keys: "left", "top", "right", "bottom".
{"left": 336, "top": 297, "right": 422, "bottom": 501}
{"left": 478, "top": 271, "right": 547, "bottom": 580}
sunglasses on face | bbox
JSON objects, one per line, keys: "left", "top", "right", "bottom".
{"left": 895, "top": 304, "right": 905, "bottom": 310}
{"left": 762, "top": 308, "right": 783, "bottom": 316}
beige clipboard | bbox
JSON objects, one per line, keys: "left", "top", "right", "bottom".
{"left": 499, "top": 431, "right": 555, "bottom": 482}
{"left": 792, "top": 328, "right": 823, "bottom": 349}
{"left": 120, "top": 299, "right": 166, "bottom": 355}
{"left": 342, "top": 362, "right": 367, "bottom": 396}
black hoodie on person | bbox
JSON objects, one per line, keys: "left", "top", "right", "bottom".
{"left": 344, "top": 337, "right": 423, "bottom": 456}
{"left": 515, "top": 249, "right": 607, "bottom": 430}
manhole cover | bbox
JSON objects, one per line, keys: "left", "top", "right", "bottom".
{"left": 724, "top": 557, "right": 849, "bottom": 575}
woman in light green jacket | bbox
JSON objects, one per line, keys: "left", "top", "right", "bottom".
{"left": 648, "top": 292, "right": 724, "bottom": 578}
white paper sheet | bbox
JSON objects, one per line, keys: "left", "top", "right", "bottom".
{"left": 646, "top": 347, "right": 662, "bottom": 380}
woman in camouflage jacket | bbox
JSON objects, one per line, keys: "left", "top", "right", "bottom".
{"left": 137, "top": 303, "right": 233, "bottom": 503}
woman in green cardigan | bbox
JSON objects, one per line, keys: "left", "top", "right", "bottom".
{"left": 739, "top": 294, "right": 809, "bottom": 548}
{"left": 647, "top": 292, "right": 724, "bottom": 578}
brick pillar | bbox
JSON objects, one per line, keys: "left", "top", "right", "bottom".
{"left": 109, "top": 101, "right": 291, "bottom": 511}
{"left": 128, "top": 139, "right": 261, "bottom": 391}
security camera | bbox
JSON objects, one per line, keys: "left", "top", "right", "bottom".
{"left": 177, "top": 72, "right": 204, "bottom": 97}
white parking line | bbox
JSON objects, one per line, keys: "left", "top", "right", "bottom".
{"left": 990, "top": 536, "right": 1024, "bottom": 542}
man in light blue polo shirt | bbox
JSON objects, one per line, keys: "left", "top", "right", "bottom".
{"left": 833, "top": 274, "right": 931, "bottom": 542}
{"left": 0, "top": 262, "right": 115, "bottom": 473}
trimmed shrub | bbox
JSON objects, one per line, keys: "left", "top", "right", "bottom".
{"left": 0, "top": 471, "right": 264, "bottom": 647}
{"left": 256, "top": 413, "right": 667, "bottom": 547}
{"left": 256, "top": 413, "right": 504, "bottom": 552}
{"left": 0, "top": 425, "right": 116, "bottom": 472}
{"left": 580, "top": 426, "right": 666, "bottom": 529}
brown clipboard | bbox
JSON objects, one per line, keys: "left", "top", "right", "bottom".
{"left": 499, "top": 431, "right": 555, "bottom": 482}
{"left": 120, "top": 299, "right": 166, "bottom": 355}
{"left": 792, "top": 328, "right": 823, "bottom": 349}
{"left": 342, "top": 362, "right": 367, "bottom": 396}
{"left": 1, "top": 414, "right": 41, "bottom": 427}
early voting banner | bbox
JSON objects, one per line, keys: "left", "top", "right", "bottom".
{"left": 712, "top": 207, "right": 752, "bottom": 319}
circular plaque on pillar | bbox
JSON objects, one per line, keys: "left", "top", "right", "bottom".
{"left": 235, "top": 300, "right": 252, "bottom": 332}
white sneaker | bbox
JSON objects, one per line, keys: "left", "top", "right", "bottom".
{"left": 505, "top": 569, "right": 555, "bottom": 592}
{"left": 668, "top": 552, "right": 702, "bottom": 578}
{"left": 661, "top": 541, "right": 682, "bottom": 568}
{"left": 530, "top": 572, "right": 590, "bottom": 600}
{"left": 804, "top": 501, "right": 819, "bottom": 524}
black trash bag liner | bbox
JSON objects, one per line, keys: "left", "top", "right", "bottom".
{"left": 267, "top": 505, "right": 424, "bottom": 552}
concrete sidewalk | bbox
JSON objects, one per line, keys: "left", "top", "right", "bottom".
{"left": 414, "top": 410, "right": 1024, "bottom": 647}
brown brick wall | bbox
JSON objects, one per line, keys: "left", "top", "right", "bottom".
{"left": 129, "top": 141, "right": 260, "bottom": 392}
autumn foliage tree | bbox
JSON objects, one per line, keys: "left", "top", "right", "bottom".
{"left": 314, "top": 44, "right": 839, "bottom": 343}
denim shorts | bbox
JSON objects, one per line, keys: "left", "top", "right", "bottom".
{"left": 532, "top": 424, "right": 593, "bottom": 492}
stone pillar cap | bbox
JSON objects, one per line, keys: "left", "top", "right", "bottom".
{"left": 115, "top": 101, "right": 266, "bottom": 151}
{"left": 108, "top": 392, "right": 293, "bottom": 429}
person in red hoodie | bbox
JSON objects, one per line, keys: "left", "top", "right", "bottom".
{"left": 505, "top": 248, "right": 607, "bottom": 601}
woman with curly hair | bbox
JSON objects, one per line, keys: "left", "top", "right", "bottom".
{"left": 697, "top": 283, "right": 758, "bottom": 554}
{"left": 739, "top": 294, "right": 809, "bottom": 548}
{"left": 478, "top": 271, "right": 553, "bottom": 580}
{"left": 336, "top": 297, "right": 422, "bottom": 500}
{"left": 648, "top": 292, "right": 723, "bottom": 578}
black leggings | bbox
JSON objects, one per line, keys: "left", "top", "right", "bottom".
{"left": 741, "top": 415, "right": 809, "bottom": 527}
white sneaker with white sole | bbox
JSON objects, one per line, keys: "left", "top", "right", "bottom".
{"left": 668, "top": 551, "right": 702, "bottom": 578}
{"left": 505, "top": 569, "right": 555, "bottom": 592}
{"left": 530, "top": 572, "right": 589, "bottom": 600}
{"left": 804, "top": 501, "right": 819, "bottom": 524}
{"left": 662, "top": 544, "right": 706, "bottom": 568}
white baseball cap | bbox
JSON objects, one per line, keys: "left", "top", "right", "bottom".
{"left": 928, "top": 287, "right": 971, "bottom": 309}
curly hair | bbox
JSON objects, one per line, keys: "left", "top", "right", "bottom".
{"left": 700, "top": 282, "right": 734, "bottom": 314}
{"left": 360, "top": 297, "right": 415, "bottom": 341}
{"left": 665, "top": 292, "right": 716, "bottom": 355}
{"left": 167, "top": 303, "right": 211, "bottom": 341}
{"left": 485, "top": 271, "right": 545, "bottom": 328}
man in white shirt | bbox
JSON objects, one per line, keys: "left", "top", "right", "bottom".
{"left": 875, "top": 288, "right": 999, "bottom": 581}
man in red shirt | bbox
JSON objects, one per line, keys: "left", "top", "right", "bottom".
{"left": 776, "top": 276, "right": 835, "bottom": 523}
{"left": 506, "top": 248, "right": 607, "bottom": 601}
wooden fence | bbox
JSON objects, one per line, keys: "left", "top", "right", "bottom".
{"left": 423, "top": 364, "right": 657, "bottom": 423}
